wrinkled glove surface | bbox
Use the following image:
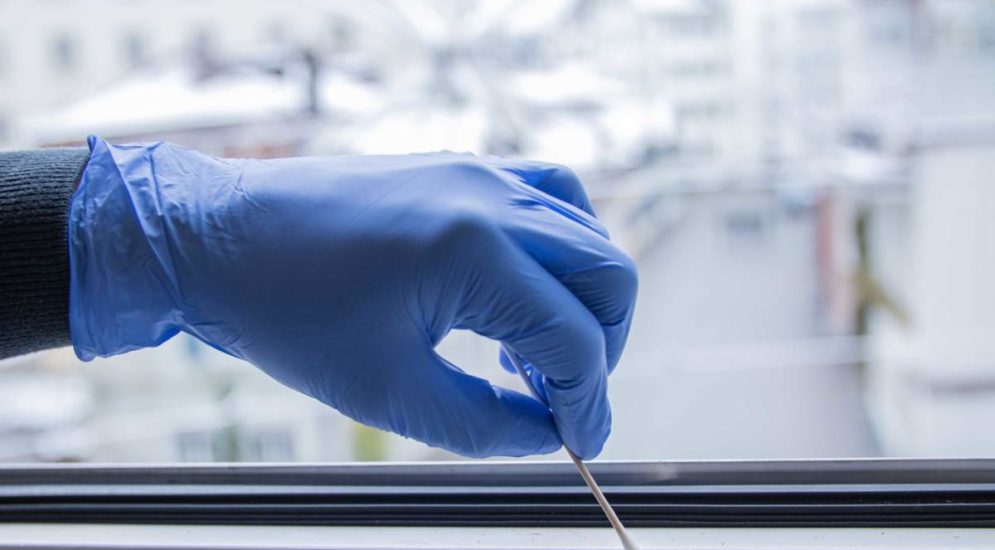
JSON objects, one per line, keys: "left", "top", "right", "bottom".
{"left": 69, "top": 136, "right": 637, "bottom": 459}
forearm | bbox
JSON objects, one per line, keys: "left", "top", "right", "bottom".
{"left": 0, "top": 148, "right": 91, "bottom": 359}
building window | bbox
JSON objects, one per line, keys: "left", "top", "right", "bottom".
{"left": 123, "top": 30, "right": 146, "bottom": 68}
{"left": 723, "top": 207, "right": 772, "bottom": 249}
{"left": 191, "top": 25, "right": 213, "bottom": 60}
{"left": 51, "top": 33, "right": 77, "bottom": 73}
{"left": 676, "top": 100, "right": 724, "bottom": 120}
{"left": 978, "top": 17, "right": 995, "bottom": 53}
{"left": 244, "top": 428, "right": 295, "bottom": 461}
{"left": 663, "top": 13, "right": 720, "bottom": 36}
{"left": 177, "top": 430, "right": 216, "bottom": 462}
{"left": 670, "top": 60, "right": 722, "bottom": 78}
{"left": 680, "top": 139, "right": 717, "bottom": 158}
{"left": 266, "top": 19, "right": 287, "bottom": 45}
{"left": 328, "top": 16, "right": 354, "bottom": 51}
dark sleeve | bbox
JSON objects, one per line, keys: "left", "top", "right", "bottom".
{"left": 0, "top": 148, "right": 91, "bottom": 359}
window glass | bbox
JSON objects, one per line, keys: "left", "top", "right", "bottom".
{"left": 2, "top": 0, "right": 994, "bottom": 465}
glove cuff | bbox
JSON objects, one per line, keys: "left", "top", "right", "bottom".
{"left": 68, "top": 136, "right": 184, "bottom": 360}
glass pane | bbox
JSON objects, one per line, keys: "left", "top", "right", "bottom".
{"left": 2, "top": 0, "right": 994, "bottom": 464}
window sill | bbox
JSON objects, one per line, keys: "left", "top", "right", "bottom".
{"left": 0, "top": 524, "right": 990, "bottom": 549}
{"left": 0, "top": 459, "right": 993, "bottom": 528}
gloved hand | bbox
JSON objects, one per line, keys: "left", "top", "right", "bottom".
{"left": 69, "top": 136, "right": 637, "bottom": 459}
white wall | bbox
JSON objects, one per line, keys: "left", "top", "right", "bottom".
{"left": 870, "top": 141, "right": 995, "bottom": 456}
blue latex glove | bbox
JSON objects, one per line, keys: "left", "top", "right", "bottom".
{"left": 69, "top": 136, "right": 637, "bottom": 459}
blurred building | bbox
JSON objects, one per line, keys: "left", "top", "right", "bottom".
{"left": 0, "top": 0, "right": 365, "bottom": 145}
{"left": 856, "top": 0, "right": 995, "bottom": 456}
{"left": 0, "top": 0, "right": 993, "bottom": 462}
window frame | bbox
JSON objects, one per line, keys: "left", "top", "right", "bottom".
{"left": 0, "top": 458, "right": 993, "bottom": 527}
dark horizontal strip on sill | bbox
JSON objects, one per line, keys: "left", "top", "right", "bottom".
{"left": 1, "top": 499, "right": 994, "bottom": 527}
{"left": 3, "top": 458, "right": 995, "bottom": 487}
{"left": 1, "top": 460, "right": 994, "bottom": 527}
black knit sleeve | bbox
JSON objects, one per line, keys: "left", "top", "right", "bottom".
{"left": 0, "top": 148, "right": 91, "bottom": 359}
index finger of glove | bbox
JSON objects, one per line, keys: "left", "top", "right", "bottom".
{"left": 484, "top": 158, "right": 599, "bottom": 219}
{"left": 441, "top": 219, "right": 611, "bottom": 459}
